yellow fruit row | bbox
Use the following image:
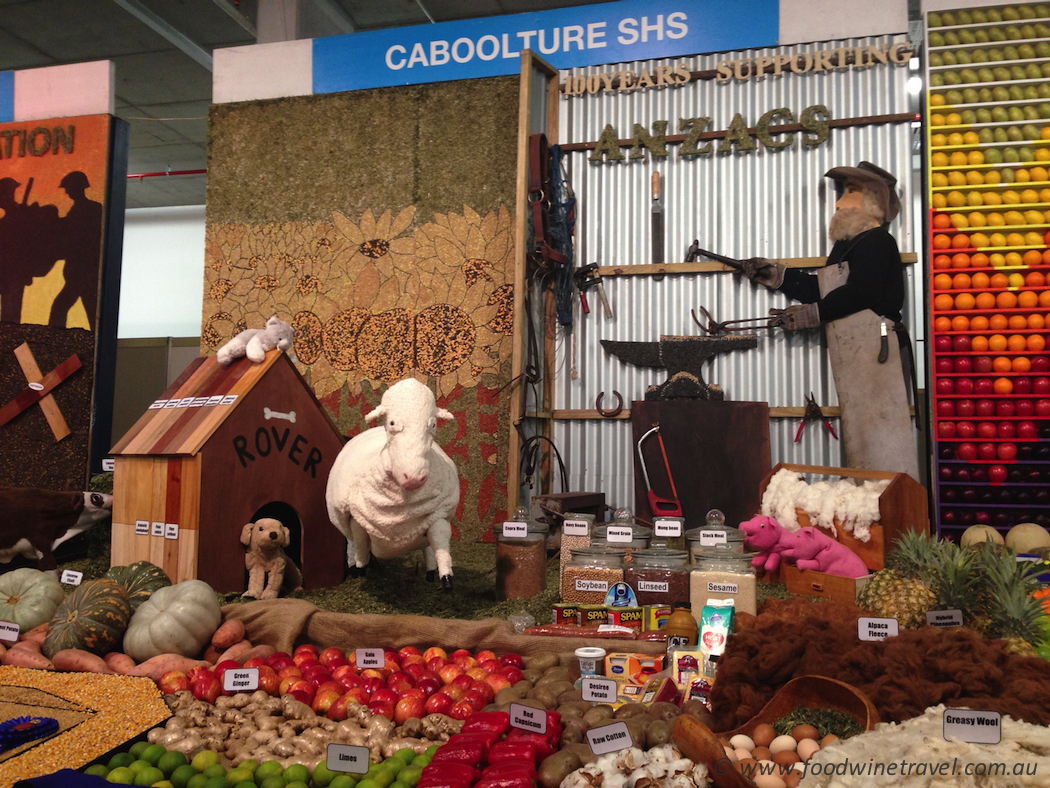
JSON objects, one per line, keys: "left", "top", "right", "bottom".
{"left": 932, "top": 132, "right": 1050, "bottom": 150}
{"left": 932, "top": 188, "right": 1050, "bottom": 208}
{"left": 931, "top": 169, "right": 1050, "bottom": 187}
{"left": 933, "top": 229, "right": 1047, "bottom": 248}
{"left": 934, "top": 209, "right": 1049, "bottom": 228}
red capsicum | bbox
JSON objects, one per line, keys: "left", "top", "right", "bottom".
{"left": 504, "top": 730, "right": 555, "bottom": 759}
{"left": 487, "top": 741, "right": 539, "bottom": 765}
{"left": 475, "top": 775, "right": 534, "bottom": 788}
{"left": 482, "top": 760, "right": 538, "bottom": 780}
{"left": 430, "top": 741, "right": 487, "bottom": 767}
{"left": 417, "top": 763, "right": 477, "bottom": 788}
{"left": 448, "top": 730, "right": 503, "bottom": 749}
{"left": 461, "top": 711, "right": 511, "bottom": 737}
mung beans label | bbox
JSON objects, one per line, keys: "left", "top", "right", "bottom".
{"left": 581, "top": 677, "right": 619, "bottom": 703}
{"left": 926, "top": 610, "right": 963, "bottom": 628}
{"left": 0, "top": 621, "right": 19, "bottom": 643}
{"left": 223, "top": 668, "right": 259, "bottom": 692}
{"left": 943, "top": 709, "right": 1001, "bottom": 744}
{"left": 858, "top": 616, "right": 899, "bottom": 641}
{"left": 502, "top": 522, "right": 528, "bottom": 538}
{"left": 510, "top": 703, "right": 548, "bottom": 734}
{"left": 355, "top": 649, "right": 384, "bottom": 668}
{"left": 60, "top": 570, "right": 83, "bottom": 585}
{"left": 587, "top": 721, "right": 634, "bottom": 755}
{"left": 654, "top": 519, "right": 682, "bottom": 537}
{"left": 606, "top": 526, "right": 633, "bottom": 543}
{"left": 699, "top": 530, "right": 727, "bottom": 546}
{"left": 327, "top": 744, "right": 370, "bottom": 773}
{"left": 576, "top": 579, "right": 609, "bottom": 592}
{"left": 563, "top": 519, "right": 589, "bottom": 536}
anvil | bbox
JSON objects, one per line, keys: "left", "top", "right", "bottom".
{"left": 601, "top": 334, "right": 758, "bottom": 400}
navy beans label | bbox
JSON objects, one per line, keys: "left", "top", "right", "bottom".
{"left": 164, "top": 523, "right": 180, "bottom": 540}
{"left": 587, "top": 721, "right": 634, "bottom": 755}
{"left": 707, "top": 582, "right": 737, "bottom": 594}
{"left": 0, "top": 622, "right": 19, "bottom": 643}
{"left": 223, "top": 668, "right": 259, "bottom": 692}
{"left": 151, "top": 521, "right": 164, "bottom": 537}
{"left": 654, "top": 519, "right": 682, "bottom": 537}
{"left": 135, "top": 520, "right": 149, "bottom": 536}
{"left": 327, "top": 744, "right": 370, "bottom": 774}
{"left": 60, "top": 570, "right": 83, "bottom": 585}
{"left": 563, "top": 519, "right": 589, "bottom": 537}
{"left": 356, "top": 649, "right": 383, "bottom": 668}
{"left": 607, "top": 526, "right": 633, "bottom": 543}
{"left": 638, "top": 580, "right": 669, "bottom": 593}
{"left": 502, "top": 522, "right": 528, "bottom": 538}
{"left": 581, "top": 677, "right": 619, "bottom": 703}
{"left": 943, "top": 709, "right": 1001, "bottom": 744}
{"left": 699, "top": 530, "right": 727, "bottom": 546}
{"left": 859, "top": 616, "right": 899, "bottom": 641}
{"left": 926, "top": 610, "right": 963, "bottom": 628}
{"left": 510, "top": 703, "right": 548, "bottom": 734}
{"left": 576, "top": 579, "right": 609, "bottom": 592}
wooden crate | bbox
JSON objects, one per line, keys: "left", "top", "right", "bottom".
{"left": 758, "top": 463, "right": 929, "bottom": 571}
{"left": 781, "top": 564, "right": 871, "bottom": 605}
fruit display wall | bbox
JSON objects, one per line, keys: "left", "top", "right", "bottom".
{"left": 927, "top": 3, "right": 1050, "bottom": 538}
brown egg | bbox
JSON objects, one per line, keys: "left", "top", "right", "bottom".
{"left": 783, "top": 770, "right": 802, "bottom": 788}
{"left": 773, "top": 750, "right": 801, "bottom": 767}
{"left": 733, "top": 757, "right": 758, "bottom": 777}
{"left": 751, "top": 745, "right": 772, "bottom": 761}
{"left": 719, "top": 737, "right": 732, "bottom": 748}
{"left": 752, "top": 723, "right": 777, "bottom": 748}
{"left": 820, "top": 734, "right": 840, "bottom": 748}
{"left": 791, "top": 724, "right": 820, "bottom": 742}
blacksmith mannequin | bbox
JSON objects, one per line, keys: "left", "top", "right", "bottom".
{"left": 742, "top": 162, "right": 919, "bottom": 481}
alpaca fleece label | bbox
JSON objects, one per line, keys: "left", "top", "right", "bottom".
{"left": 859, "top": 617, "right": 899, "bottom": 640}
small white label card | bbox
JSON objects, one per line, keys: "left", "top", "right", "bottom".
{"left": 206, "top": 395, "right": 224, "bottom": 406}
{"left": 595, "top": 625, "right": 634, "bottom": 636}
{"left": 509, "top": 703, "right": 548, "bottom": 734}
{"left": 148, "top": 399, "right": 167, "bottom": 409}
{"left": 654, "top": 519, "right": 682, "bottom": 537}
{"left": 699, "top": 530, "right": 728, "bottom": 546}
{"left": 223, "top": 668, "right": 259, "bottom": 692}
{"left": 586, "top": 721, "right": 634, "bottom": 755}
{"left": 502, "top": 522, "right": 528, "bottom": 538}
{"left": 220, "top": 394, "right": 238, "bottom": 405}
{"left": 581, "top": 677, "right": 619, "bottom": 703}
{"left": 943, "top": 709, "right": 1001, "bottom": 744}
{"left": 606, "top": 526, "right": 633, "bottom": 543}
{"left": 176, "top": 397, "right": 194, "bottom": 408}
{"left": 327, "top": 744, "right": 370, "bottom": 774}
{"left": 134, "top": 520, "right": 149, "bottom": 536}
{"left": 60, "top": 570, "right": 83, "bottom": 586}
{"left": 0, "top": 621, "right": 19, "bottom": 643}
{"left": 575, "top": 579, "right": 608, "bottom": 592}
{"left": 859, "top": 616, "right": 899, "bottom": 641}
{"left": 926, "top": 610, "right": 963, "bottom": 628}
{"left": 28, "top": 382, "right": 43, "bottom": 391}
{"left": 638, "top": 580, "right": 669, "bottom": 593}
{"left": 163, "top": 399, "right": 179, "bottom": 409}
{"left": 164, "top": 523, "right": 180, "bottom": 540}
{"left": 355, "top": 648, "right": 383, "bottom": 669}
{"left": 191, "top": 397, "right": 209, "bottom": 407}
{"left": 151, "top": 521, "right": 164, "bottom": 537}
{"left": 102, "top": 458, "right": 115, "bottom": 472}
{"left": 563, "top": 519, "right": 589, "bottom": 537}
{"left": 707, "top": 582, "right": 738, "bottom": 594}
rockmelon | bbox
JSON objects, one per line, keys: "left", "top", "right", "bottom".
{"left": 961, "top": 524, "right": 1005, "bottom": 547}
{"left": 1005, "top": 522, "right": 1050, "bottom": 554}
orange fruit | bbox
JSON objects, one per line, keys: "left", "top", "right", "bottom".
{"left": 1027, "top": 314, "right": 1045, "bottom": 329}
{"left": 935, "top": 316, "right": 953, "bottom": 332}
{"left": 1005, "top": 252, "right": 1024, "bottom": 267}
{"left": 933, "top": 213, "right": 952, "bottom": 229}
{"left": 934, "top": 234, "right": 952, "bottom": 249}
{"left": 1018, "top": 291, "right": 1039, "bottom": 308}
{"left": 993, "top": 356, "right": 1013, "bottom": 372}
{"left": 952, "top": 315, "right": 972, "bottom": 331}
{"left": 1041, "top": 291, "right": 1050, "bottom": 307}
{"left": 934, "top": 254, "right": 953, "bottom": 269}
{"left": 1025, "top": 271, "right": 1046, "bottom": 287}
{"left": 934, "top": 273, "right": 953, "bottom": 290}
{"left": 993, "top": 377, "right": 1014, "bottom": 395}
{"left": 990, "top": 273, "right": 1010, "bottom": 288}
{"left": 971, "top": 273, "right": 991, "bottom": 289}
{"left": 1009, "top": 315, "right": 1029, "bottom": 330}
{"left": 1013, "top": 357, "right": 1032, "bottom": 373}
{"left": 997, "top": 291, "right": 1018, "bottom": 309}
{"left": 1008, "top": 335, "right": 1028, "bottom": 352}
{"left": 970, "top": 316, "right": 990, "bottom": 330}
{"left": 971, "top": 253, "right": 990, "bottom": 268}
{"left": 1028, "top": 334, "right": 1047, "bottom": 351}
{"left": 975, "top": 292, "right": 996, "bottom": 309}
{"left": 952, "top": 273, "right": 972, "bottom": 289}
{"left": 1023, "top": 250, "right": 1044, "bottom": 266}
{"left": 971, "top": 335, "right": 990, "bottom": 351}
{"left": 952, "top": 233, "right": 972, "bottom": 249}
{"left": 955, "top": 293, "right": 976, "bottom": 310}
{"left": 1044, "top": 248, "right": 1050, "bottom": 265}
{"left": 934, "top": 293, "right": 955, "bottom": 311}
{"left": 952, "top": 253, "right": 972, "bottom": 268}
{"left": 989, "top": 334, "right": 1009, "bottom": 351}
{"left": 989, "top": 314, "right": 1009, "bottom": 330}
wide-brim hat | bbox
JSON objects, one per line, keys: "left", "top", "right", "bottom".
{"left": 825, "top": 161, "right": 900, "bottom": 222}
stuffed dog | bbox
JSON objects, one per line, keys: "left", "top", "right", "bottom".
{"left": 241, "top": 517, "right": 303, "bottom": 599}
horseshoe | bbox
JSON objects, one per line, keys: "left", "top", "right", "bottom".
{"left": 595, "top": 391, "right": 624, "bottom": 418}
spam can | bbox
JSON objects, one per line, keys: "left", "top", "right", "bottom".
{"left": 552, "top": 603, "right": 579, "bottom": 625}
{"left": 644, "top": 605, "right": 673, "bottom": 631}
{"left": 607, "top": 606, "right": 643, "bottom": 630}
{"left": 577, "top": 605, "right": 608, "bottom": 627}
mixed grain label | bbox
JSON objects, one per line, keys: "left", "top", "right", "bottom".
{"left": 606, "top": 526, "right": 633, "bottom": 543}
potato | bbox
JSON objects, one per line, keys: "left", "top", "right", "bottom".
{"left": 558, "top": 689, "right": 585, "bottom": 705}
{"left": 513, "top": 697, "right": 549, "bottom": 711}
{"left": 536, "top": 668, "right": 573, "bottom": 685}
{"left": 512, "top": 680, "right": 534, "bottom": 695}
{"left": 646, "top": 719, "right": 672, "bottom": 749}
{"left": 526, "top": 686, "right": 559, "bottom": 709}
{"left": 582, "top": 705, "right": 615, "bottom": 727}
{"left": 556, "top": 704, "right": 584, "bottom": 719}
{"left": 614, "top": 703, "right": 648, "bottom": 719}
{"left": 494, "top": 688, "right": 523, "bottom": 706}
{"left": 624, "top": 714, "right": 653, "bottom": 744}
{"left": 563, "top": 743, "right": 598, "bottom": 765}
{"left": 522, "top": 669, "right": 545, "bottom": 685}
{"left": 524, "top": 653, "right": 559, "bottom": 672}
{"left": 647, "top": 702, "right": 682, "bottom": 721}
{"left": 538, "top": 750, "right": 583, "bottom": 788}
{"left": 542, "top": 680, "right": 575, "bottom": 698}
{"left": 557, "top": 702, "right": 592, "bottom": 718}
{"left": 559, "top": 718, "right": 589, "bottom": 746}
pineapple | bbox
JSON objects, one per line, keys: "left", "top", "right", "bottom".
{"left": 928, "top": 539, "right": 982, "bottom": 627}
{"left": 979, "top": 547, "right": 1049, "bottom": 656}
{"left": 856, "top": 531, "right": 938, "bottom": 628}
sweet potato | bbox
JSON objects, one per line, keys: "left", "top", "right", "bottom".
{"left": 202, "top": 644, "right": 222, "bottom": 664}
{"left": 211, "top": 618, "right": 245, "bottom": 650}
{"left": 53, "top": 649, "right": 113, "bottom": 673}
{"left": 104, "top": 652, "right": 138, "bottom": 675}
{"left": 2, "top": 642, "right": 54, "bottom": 670}
{"left": 129, "top": 653, "right": 210, "bottom": 682}
{"left": 238, "top": 643, "right": 276, "bottom": 663}
{"left": 0, "top": 642, "right": 6, "bottom": 660}
{"left": 18, "top": 623, "right": 49, "bottom": 645}
{"left": 215, "top": 639, "right": 253, "bottom": 666}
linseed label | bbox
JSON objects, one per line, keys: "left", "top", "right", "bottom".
{"left": 638, "top": 580, "right": 669, "bottom": 593}
{"left": 576, "top": 579, "right": 609, "bottom": 592}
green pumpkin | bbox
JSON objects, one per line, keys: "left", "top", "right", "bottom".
{"left": 0, "top": 568, "right": 64, "bottom": 632}
{"left": 43, "top": 579, "right": 132, "bottom": 659}
{"left": 104, "top": 561, "right": 172, "bottom": 611}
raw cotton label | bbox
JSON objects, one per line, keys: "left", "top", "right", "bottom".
{"left": 151, "top": 521, "right": 164, "bottom": 537}
{"left": 0, "top": 621, "right": 19, "bottom": 643}
{"left": 606, "top": 526, "right": 633, "bottom": 543}
{"left": 581, "top": 677, "right": 619, "bottom": 703}
{"left": 502, "top": 522, "right": 528, "bottom": 538}
{"left": 223, "top": 668, "right": 259, "bottom": 692}
{"left": 638, "top": 580, "right": 669, "bottom": 593}
{"left": 699, "top": 530, "right": 727, "bottom": 546}
{"left": 59, "top": 570, "right": 83, "bottom": 585}
{"left": 510, "top": 703, "right": 547, "bottom": 734}
{"left": 164, "top": 524, "right": 179, "bottom": 540}
{"left": 859, "top": 616, "right": 899, "bottom": 641}
{"left": 587, "top": 721, "right": 634, "bottom": 755}
{"left": 563, "top": 519, "right": 589, "bottom": 537}
{"left": 576, "top": 579, "right": 609, "bottom": 592}
{"left": 355, "top": 649, "right": 383, "bottom": 668}
{"left": 707, "top": 582, "right": 737, "bottom": 594}
{"left": 926, "top": 610, "right": 963, "bottom": 628}
{"left": 943, "top": 709, "right": 1001, "bottom": 744}
{"left": 327, "top": 744, "right": 370, "bottom": 774}
{"left": 654, "top": 519, "right": 682, "bottom": 537}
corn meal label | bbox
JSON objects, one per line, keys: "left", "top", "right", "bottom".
{"left": 606, "top": 526, "right": 633, "bottom": 543}
{"left": 223, "top": 668, "right": 259, "bottom": 692}
{"left": 576, "top": 579, "right": 609, "bottom": 592}
{"left": 926, "top": 609, "right": 963, "bottom": 628}
{"left": 563, "top": 519, "right": 589, "bottom": 536}
{"left": 510, "top": 703, "right": 548, "bottom": 734}
{"left": 859, "top": 616, "right": 899, "bottom": 641}
{"left": 639, "top": 580, "right": 670, "bottom": 593}
{"left": 587, "top": 721, "right": 634, "bottom": 755}
{"left": 327, "top": 744, "right": 370, "bottom": 774}
{"left": 707, "top": 582, "right": 737, "bottom": 594}
{"left": 943, "top": 709, "right": 1001, "bottom": 744}
{"left": 654, "top": 519, "right": 682, "bottom": 537}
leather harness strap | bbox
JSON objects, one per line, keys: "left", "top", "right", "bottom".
{"left": 528, "top": 133, "right": 567, "bottom": 274}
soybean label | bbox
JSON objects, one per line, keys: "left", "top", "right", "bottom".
{"left": 699, "top": 530, "right": 727, "bottom": 546}
{"left": 654, "top": 519, "right": 682, "bottom": 537}
{"left": 943, "top": 709, "right": 1001, "bottom": 744}
{"left": 60, "top": 570, "right": 83, "bottom": 585}
{"left": 858, "top": 616, "right": 899, "bottom": 641}
{"left": 355, "top": 648, "right": 384, "bottom": 668}
{"left": 222, "top": 668, "right": 259, "bottom": 692}
{"left": 502, "top": 521, "right": 528, "bottom": 538}
{"left": 563, "top": 519, "right": 589, "bottom": 537}
{"left": 576, "top": 579, "right": 609, "bottom": 592}
{"left": 606, "top": 526, "right": 633, "bottom": 543}
{"left": 586, "top": 721, "right": 634, "bottom": 755}
{"left": 926, "top": 610, "right": 963, "bottom": 628}
{"left": 0, "top": 621, "right": 19, "bottom": 643}
{"left": 581, "top": 676, "right": 619, "bottom": 703}
{"left": 509, "top": 703, "right": 548, "bottom": 734}
{"left": 327, "top": 744, "right": 370, "bottom": 774}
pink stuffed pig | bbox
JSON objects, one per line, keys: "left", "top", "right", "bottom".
{"left": 778, "top": 527, "right": 868, "bottom": 578}
{"left": 739, "top": 515, "right": 786, "bottom": 573}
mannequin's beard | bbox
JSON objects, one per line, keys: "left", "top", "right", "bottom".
{"left": 829, "top": 207, "right": 879, "bottom": 242}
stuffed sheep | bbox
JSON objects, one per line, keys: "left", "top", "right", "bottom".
{"left": 216, "top": 315, "right": 295, "bottom": 365}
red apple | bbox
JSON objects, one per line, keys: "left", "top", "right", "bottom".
{"left": 977, "top": 422, "right": 997, "bottom": 439}
{"left": 935, "top": 335, "right": 953, "bottom": 352}
{"left": 278, "top": 665, "right": 303, "bottom": 681}
{"left": 289, "top": 680, "right": 315, "bottom": 699}
{"left": 998, "top": 422, "right": 1016, "bottom": 439}
{"left": 449, "top": 700, "right": 476, "bottom": 720}
{"left": 426, "top": 657, "right": 448, "bottom": 673}
{"left": 394, "top": 696, "right": 427, "bottom": 725}
{"left": 326, "top": 695, "right": 352, "bottom": 722}
{"left": 370, "top": 688, "right": 399, "bottom": 705}
{"left": 936, "top": 357, "right": 955, "bottom": 374}
{"left": 440, "top": 683, "right": 466, "bottom": 702}
{"left": 424, "top": 692, "right": 454, "bottom": 715}
{"left": 420, "top": 670, "right": 442, "bottom": 684}
{"left": 957, "top": 443, "right": 978, "bottom": 461}
{"left": 258, "top": 666, "right": 279, "bottom": 696}
{"left": 295, "top": 644, "right": 320, "bottom": 657}
{"left": 937, "top": 378, "right": 955, "bottom": 395}
{"left": 479, "top": 660, "right": 501, "bottom": 675}
{"left": 956, "top": 399, "right": 976, "bottom": 417}
{"left": 1015, "top": 400, "right": 1035, "bottom": 417}
{"left": 328, "top": 657, "right": 350, "bottom": 672}
{"left": 290, "top": 689, "right": 313, "bottom": 705}
{"left": 973, "top": 379, "right": 993, "bottom": 395}
{"left": 996, "top": 400, "right": 1016, "bottom": 416}
{"left": 332, "top": 664, "right": 359, "bottom": 682}
{"left": 956, "top": 378, "right": 974, "bottom": 395}
{"left": 997, "top": 443, "right": 1017, "bottom": 461}
{"left": 401, "top": 654, "right": 426, "bottom": 669}
{"left": 438, "top": 664, "right": 464, "bottom": 684}
{"left": 157, "top": 671, "right": 190, "bottom": 695}
{"left": 461, "top": 689, "right": 487, "bottom": 711}
{"left": 192, "top": 675, "right": 221, "bottom": 704}
{"left": 939, "top": 421, "right": 957, "bottom": 439}
{"left": 499, "top": 653, "right": 525, "bottom": 670}
{"left": 338, "top": 674, "right": 363, "bottom": 693}
{"left": 1015, "top": 377, "right": 1032, "bottom": 395}
{"left": 470, "top": 680, "right": 496, "bottom": 703}
{"left": 416, "top": 677, "right": 441, "bottom": 698}
{"left": 956, "top": 421, "right": 977, "bottom": 439}
{"left": 974, "top": 356, "right": 993, "bottom": 373}
{"left": 343, "top": 687, "right": 371, "bottom": 705}
{"left": 293, "top": 652, "right": 319, "bottom": 669}
{"left": 398, "top": 646, "right": 421, "bottom": 658}
{"left": 319, "top": 647, "right": 345, "bottom": 668}
{"left": 937, "top": 400, "right": 956, "bottom": 417}
{"left": 989, "top": 465, "right": 1008, "bottom": 484}
{"left": 312, "top": 688, "right": 342, "bottom": 715}
{"left": 368, "top": 700, "right": 395, "bottom": 719}
{"left": 295, "top": 657, "right": 322, "bottom": 674}
{"left": 399, "top": 688, "right": 426, "bottom": 701}
{"left": 387, "top": 672, "right": 416, "bottom": 693}
{"left": 453, "top": 655, "right": 478, "bottom": 670}
{"left": 316, "top": 680, "right": 343, "bottom": 696}
{"left": 187, "top": 666, "right": 214, "bottom": 683}
{"left": 450, "top": 649, "right": 472, "bottom": 659}
{"left": 384, "top": 651, "right": 402, "bottom": 668}
{"left": 360, "top": 668, "right": 390, "bottom": 682}
{"left": 279, "top": 676, "right": 300, "bottom": 696}
{"left": 1034, "top": 377, "right": 1050, "bottom": 394}
{"left": 243, "top": 657, "right": 267, "bottom": 669}
{"left": 466, "top": 667, "right": 489, "bottom": 681}
{"left": 403, "top": 663, "right": 426, "bottom": 680}
{"left": 501, "top": 666, "right": 525, "bottom": 685}
{"left": 361, "top": 676, "right": 384, "bottom": 695}
{"left": 452, "top": 674, "right": 476, "bottom": 691}
{"left": 485, "top": 673, "right": 512, "bottom": 693}
{"left": 1018, "top": 421, "right": 1039, "bottom": 440}
{"left": 267, "top": 652, "right": 294, "bottom": 670}
{"left": 301, "top": 664, "right": 331, "bottom": 682}
{"left": 423, "top": 647, "right": 448, "bottom": 662}
{"left": 1035, "top": 399, "right": 1050, "bottom": 417}
{"left": 978, "top": 443, "right": 998, "bottom": 460}
{"left": 953, "top": 336, "right": 972, "bottom": 352}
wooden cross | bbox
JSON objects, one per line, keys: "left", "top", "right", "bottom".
{"left": 0, "top": 343, "right": 82, "bottom": 441}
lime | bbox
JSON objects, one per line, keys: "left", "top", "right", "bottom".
{"left": 86, "top": 764, "right": 111, "bottom": 778}
{"left": 424, "top": 746, "right": 440, "bottom": 758}
{"left": 311, "top": 763, "right": 339, "bottom": 788}
{"left": 110, "top": 753, "right": 137, "bottom": 770}
{"left": 330, "top": 777, "right": 358, "bottom": 788}
{"left": 239, "top": 760, "right": 259, "bottom": 774}
{"left": 130, "top": 760, "right": 153, "bottom": 774}
{"left": 204, "top": 777, "right": 231, "bottom": 788}
{"left": 153, "top": 782, "right": 175, "bottom": 788}
{"left": 395, "top": 749, "right": 416, "bottom": 765}
{"left": 204, "top": 764, "right": 227, "bottom": 779}
{"left": 384, "top": 759, "right": 405, "bottom": 776}
{"left": 255, "top": 762, "right": 283, "bottom": 781}
{"left": 284, "top": 765, "right": 310, "bottom": 785}
{"left": 390, "top": 780, "right": 411, "bottom": 788}
{"left": 356, "top": 779, "right": 381, "bottom": 788}
{"left": 225, "top": 768, "right": 254, "bottom": 785}
{"left": 158, "top": 751, "right": 189, "bottom": 777}
{"left": 130, "top": 742, "right": 152, "bottom": 759}
{"left": 187, "top": 775, "right": 210, "bottom": 788}
{"left": 409, "top": 757, "right": 429, "bottom": 768}
{"left": 398, "top": 766, "right": 422, "bottom": 787}
{"left": 233, "top": 782, "right": 257, "bottom": 788}
{"left": 142, "top": 744, "right": 167, "bottom": 766}
{"left": 285, "top": 782, "right": 309, "bottom": 788}
{"left": 259, "top": 776, "right": 286, "bottom": 788}
{"left": 107, "top": 767, "right": 136, "bottom": 784}
{"left": 192, "top": 752, "right": 221, "bottom": 772}
{"left": 171, "top": 764, "right": 200, "bottom": 788}
{"left": 135, "top": 766, "right": 165, "bottom": 786}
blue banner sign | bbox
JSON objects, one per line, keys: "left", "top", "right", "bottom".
{"left": 0, "top": 72, "right": 13, "bottom": 123}
{"left": 313, "top": 0, "right": 779, "bottom": 94}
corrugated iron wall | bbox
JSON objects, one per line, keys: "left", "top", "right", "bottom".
{"left": 549, "top": 34, "right": 920, "bottom": 516}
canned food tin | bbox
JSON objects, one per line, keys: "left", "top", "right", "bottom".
{"left": 552, "top": 603, "right": 579, "bottom": 625}
{"left": 577, "top": 604, "right": 608, "bottom": 627}
{"left": 607, "top": 606, "right": 643, "bottom": 630}
{"left": 644, "top": 605, "right": 673, "bottom": 631}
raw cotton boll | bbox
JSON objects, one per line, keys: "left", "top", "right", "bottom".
{"left": 769, "top": 735, "right": 798, "bottom": 755}
{"left": 729, "top": 734, "right": 756, "bottom": 751}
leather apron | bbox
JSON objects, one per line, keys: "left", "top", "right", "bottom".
{"left": 818, "top": 261, "right": 920, "bottom": 481}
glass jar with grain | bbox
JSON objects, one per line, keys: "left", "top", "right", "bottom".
{"left": 593, "top": 523, "right": 652, "bottom": 563}
{"left": 494, "top": 514, "right": 549, "bottom": 602}
{"left": 690, "top": 551, "right": 758, "bottom": 616}
{"left": 624, "top": 548, "right": 689, "bottom": 606}
{"left": 685, "top": 526, "right": 747, "bottom": 562}
{"left": 561, "top": 547, "right": 625, "bottom": 605}
{"left": 559, "top": 511, "right": 594, "bottom": 584}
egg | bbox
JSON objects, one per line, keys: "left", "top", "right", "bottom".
{"left": 735, "top": 748, "right": 753, "bottom": 762}
{"left": 752, "top": 762, "right": 787, "bottom": 788}
{"left": 751, "top": 746, "right": 772, "bottom": 761}
{"left": 730, "top": 734, "right": 756, "bottom": 751}
{"left": 773, "top": 750, "right": 800, "bottom": 767}
{"left": 783, "top": 771, "right": 802, "bottom": 788}
{"left": 733, "top": 757, "right": 758, "bottom": 777}
{"left": 752, "top": 723, "right": 777, "bottom": 748}
{"left": 791, "top": 724, "right": 820, "bottom": 742}
{"left": 723, "top": 745, "right": 736, "bottom": 761}
{"left": 820, "top": 734, "right": 840, "bottom": 748}
{"left": 769, "top": 734, "right": 798, "bottom": 755}
{"left": 796, "top": 738, "right": 821, "bottom": 761}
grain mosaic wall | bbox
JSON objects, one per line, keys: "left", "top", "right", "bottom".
{"left": 205, "top": 76, "right": 520, "bottom": 543}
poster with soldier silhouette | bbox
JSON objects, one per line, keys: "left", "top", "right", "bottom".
{"left": 0, "top": 114, "right": 127, "bottom": 489}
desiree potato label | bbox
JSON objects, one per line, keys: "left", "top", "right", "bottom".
{"left": 356, "top": 649, "right": 383, "bottom": 668}
{"left": 222, "top": 668, "right": 259, "bottom": 692}
{"left": 581, "top": 677, "right": 619, "bottom": 703}
{"left": 586, "top": 721, "right": 634, "bottom": 755}
{"left": 926, "top": 610, "right": 963, "bottom": 628}
{"left": 327, "top": 743, "right": 370, "bottom": 774}
{"left": 510, "top": 703, "right": 548, "bottom": 734}
{"left": 858, "top": 616, "right": 899, "bottom": 641}
{"left": 502, "top": 522, "right": 528, "bottom": 538}
{"left": 0, "top": 621, "right": 19, "bottom": 643}
{"left": 654, "top": 519, "right": 682, "bottom": 537}
{"left": 943, "top": 709, "right": 1001, "bottom": 744}
{"left": 563, "top": 519, "right": 589, "bottom": 537}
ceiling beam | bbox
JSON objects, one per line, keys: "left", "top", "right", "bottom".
{"left": 307, "top": 0, "right": 356, "bottom": 34}
{"left": 212, "top": 0, "right": 258, "bottom": 38}
{"left": 111, "top": 0, "right": 213, "bottom": 71}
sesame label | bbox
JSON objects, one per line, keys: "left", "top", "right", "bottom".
{"left": 707, "top": 582, "right": 737, "bottom": 594}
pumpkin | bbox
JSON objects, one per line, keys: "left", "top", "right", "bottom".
{"left": 0, "top": 568, "right": 65, "bottom": 632}
{"left": 104, "top": 561, "right": 172, "bottom": 611}
{"left": 122, "top": 579, "right": 222, "bottom": 662}
{"left": 43, "top": 579, "right": 132, "bottom": 659}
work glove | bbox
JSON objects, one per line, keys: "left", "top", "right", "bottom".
{"left": 769, "top": 303, "right": 821, "bottom": 331}
{"left": 741, "top": 257, "right": 786, "bottom": 289}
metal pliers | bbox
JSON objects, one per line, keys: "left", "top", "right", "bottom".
{"left": 795, "top": 392, "right": 838, "bottom": 443}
